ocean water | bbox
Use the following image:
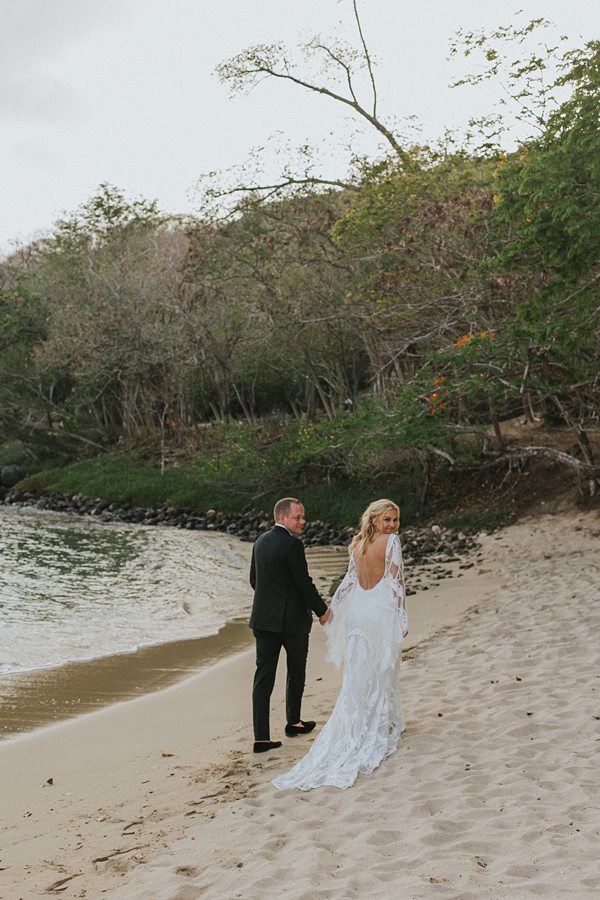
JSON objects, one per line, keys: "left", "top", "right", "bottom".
{"left": 0, "top": 505, "right": 252, "bottom": 675}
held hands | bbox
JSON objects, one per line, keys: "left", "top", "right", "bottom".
{"left": 319, "top": 608, "right": 332, "bottom": 626}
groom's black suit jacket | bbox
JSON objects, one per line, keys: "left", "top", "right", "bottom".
{"left": 249, "top": 526, "right": 328, "bottom": 633}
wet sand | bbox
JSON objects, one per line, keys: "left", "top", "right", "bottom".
{"left": 0, "top": 621, "right": 254, "bottom": 739}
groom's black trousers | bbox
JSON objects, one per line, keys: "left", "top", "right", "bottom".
{"left": 252, "top": 629, "right": 309, "bottom": 741}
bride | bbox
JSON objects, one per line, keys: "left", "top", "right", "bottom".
{"left": 273, "top": 499, "right": 408, "bottom": 791}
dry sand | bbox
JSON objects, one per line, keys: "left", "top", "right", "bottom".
{"left": 1, "top": 514, "right": 599, "bottom": 899}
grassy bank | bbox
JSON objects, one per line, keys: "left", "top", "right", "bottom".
{"left": 6, "top": 409, "right": 521, "bottom": 531}
{"left": 17, "top": 455, "right": 431, "bottom": 528}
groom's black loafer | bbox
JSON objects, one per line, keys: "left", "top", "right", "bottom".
{"left": 253, "top": 740, "right": 282, "bottom": 753}
{"left": 285, "top": 720, "right": 316, "bottom": 737}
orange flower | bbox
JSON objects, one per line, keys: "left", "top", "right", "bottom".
{"left": 457, "top": 330, "right": 495, "bottom": 349}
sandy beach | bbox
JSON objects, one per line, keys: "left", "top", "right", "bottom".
{"left": 1, "top": 513, "right": 599, "bottom": 898}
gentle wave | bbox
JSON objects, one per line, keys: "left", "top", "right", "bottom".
{"left": 0, "top": 505, "right": 252, "bottom": 675}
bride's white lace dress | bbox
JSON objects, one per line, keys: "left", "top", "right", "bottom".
{"left": 272, "top": 533, "right": 408, "bottom": 791}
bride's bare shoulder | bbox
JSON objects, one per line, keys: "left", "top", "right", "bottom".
{"left": 370, "top": 533, "right": 391, "bottom": 555}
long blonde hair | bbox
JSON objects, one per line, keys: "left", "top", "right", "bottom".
{"left": 349, "top": 498, "right": 400, "bottom": 557}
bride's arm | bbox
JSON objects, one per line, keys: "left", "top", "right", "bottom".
{"left": 329, "top": 556, "right": 356, "bottom": 612}
{"left": 388, "top": 534, "right": 408, "bottom": 637}
{"left": 325, "top": 554, "right": 356, "bottom": 667}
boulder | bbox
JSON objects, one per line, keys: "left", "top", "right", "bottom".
{"left": 1, "top": 464, "right": 22, "bottom": 487}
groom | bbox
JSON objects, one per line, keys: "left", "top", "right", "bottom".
{"left": 249, "top": 497, "right": 330, "bottom": 753}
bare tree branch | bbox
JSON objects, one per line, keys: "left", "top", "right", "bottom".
{"left": 217, "top": 43, "right": 408, "bottom": 161}
{"left": 456, "top": 445, "right": 600, "bottom": 475}
{"left": 426, "top": 444, "right": 456, "bottom": 465}
{"left": 311, "top": 41, "right": 359, "bottom": 105}
{"left": 352, "top": 0, "right": 378, "bottom": 117}
{"left": 208, "top": 174, "right": 359, "bottom": 203}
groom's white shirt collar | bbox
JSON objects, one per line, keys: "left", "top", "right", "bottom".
{"left": 275, "top": 522, "right": 292, "bottom": 534}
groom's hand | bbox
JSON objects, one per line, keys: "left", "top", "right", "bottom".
{"left": 319, "top": 609, "right": 331, "bottom": 625}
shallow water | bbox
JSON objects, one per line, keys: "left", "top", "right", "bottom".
{"left": 0, "top": 505, "right": 251, "bottom": 675}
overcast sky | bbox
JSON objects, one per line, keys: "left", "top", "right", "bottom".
{"left": 1, "top": 0, "right": 599, "bottom": 254}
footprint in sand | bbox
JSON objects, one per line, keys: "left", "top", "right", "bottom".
{"left": 365, "top": 829, "right": 401, "bottom": 847}
{"left": 174, "top": 864, "right": 200, "bottom": 877}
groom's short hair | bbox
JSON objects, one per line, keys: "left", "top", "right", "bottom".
{"left": 274, "top": 497, "right": 301, "bottom": 521}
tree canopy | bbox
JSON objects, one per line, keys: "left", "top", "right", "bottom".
{"left": 1, "top": 14, "right": 599, "bottom": 494}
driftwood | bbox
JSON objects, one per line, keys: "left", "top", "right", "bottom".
{"left": 501, "top": 445, "right": 600, "bottom": 474}
{"left": 447, "top": 445, "right": 600, "bottom": 476}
